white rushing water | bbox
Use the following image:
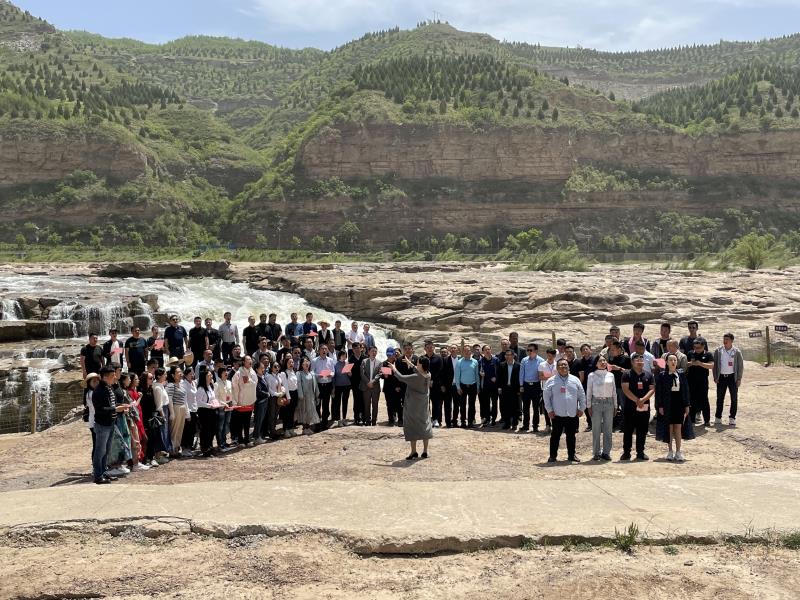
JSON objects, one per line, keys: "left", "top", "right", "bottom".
{"left": 0, "top": 298, "right": 22, "bottom": 320}
{"left": 155, "top": 278, "right": 392, "bottom": 355}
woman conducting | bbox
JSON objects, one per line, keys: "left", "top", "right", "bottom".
{"left": 391, "top": 355, "right": 433, "bottom": 460}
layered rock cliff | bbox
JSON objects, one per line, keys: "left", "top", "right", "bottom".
{"left": 299, "top": 123, "right": 800, "bottom": 183}
{"left": 0, "top": 127, "right": 149, "bottom": 187}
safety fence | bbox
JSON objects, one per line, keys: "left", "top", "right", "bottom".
{"left": 0, "top": 389, "right": 82, "bottom": 435}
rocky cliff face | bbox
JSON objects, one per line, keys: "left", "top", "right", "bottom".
{"left": 0, "top": 131, "right": 149, "bottom": 187}
{"left": 299, "top": 123, "right": 800, "bottom": 183}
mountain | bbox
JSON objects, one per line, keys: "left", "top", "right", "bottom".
{"left": 0, "top": 1, "right": 799, "bottom": 255}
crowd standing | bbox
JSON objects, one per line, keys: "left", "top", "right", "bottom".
{"left": 81, "top": 313, "right": 744, "bottom": 484}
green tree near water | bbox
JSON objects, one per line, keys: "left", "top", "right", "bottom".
{"left": 731, "top": 233, "right": 787, "bottom": 269}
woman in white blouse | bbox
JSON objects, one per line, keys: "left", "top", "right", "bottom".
{"left": 278, "top": 357, "right": 299, "bottom": 437}
{"left": 214, "top": 367, "right": 233, "bottom": 449}
{"left": 586, "top": 355, "right": 618, "bottom": 461}
{"left": 181, "top": 367, "right": 199, "bottom": 453}
{"left": 153, "top": 367, "right": 172, "bottom": 462}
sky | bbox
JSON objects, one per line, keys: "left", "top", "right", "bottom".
{"left": 12, "top": 0, "right": 800, "bottom": 52}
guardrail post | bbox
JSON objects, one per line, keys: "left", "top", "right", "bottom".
{"left": 551, "top": 330, "right": 556, "bottom": 351}
{"left": 30, "top": 391, "right": 37, "bottom": 434}
{"left": 765, "top": 326, "right": 772, "bottom": 366}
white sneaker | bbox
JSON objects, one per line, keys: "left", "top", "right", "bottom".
{"left": 728, "top": 418, "right": 736, "bottom": 427}
{"left": 105, "top": 467, "right": 127, "bottom": 477}
{"left": 119, "top": 465, "right": 131, "bottom": 474}
{"left": 131, "top": 463, "right": 150, "bottom": 472}
{"left": 666, "top": 450, "right": 674, "bottom": 461}
{"left": 675, "top": 451, "right": 685, "bottom": 462}
{"left": 432, "top": 420, "right": 440, "bottom": 428}
{"left": 328, "top": 421, "right": 338, "bottom": 429}
{"left": 149, "top": 459, "right": 160, "bottom": 467}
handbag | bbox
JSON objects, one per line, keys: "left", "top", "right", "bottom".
{"left": 147, "top": 414, "right": 165, "bottom": 429}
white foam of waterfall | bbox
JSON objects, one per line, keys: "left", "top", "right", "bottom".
{"left": 1, "top": 298, "right": 22, "bottom": 320}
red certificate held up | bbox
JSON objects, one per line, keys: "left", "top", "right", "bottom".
{"left": 153, "top": 339, "right": 164, "bottom": 350}
{"left": 341, "top": 363, "right": 353, "bottom": 374}
{"left": 654, "top": 358, "right": 666, "bottom": 370}
{"left": 381, "top": 366, "right": 393, "bottom": 376}
{"left": 319, "top": 369, "right": 333, "bottom": 378}
{"left": 111, "top": 346, "right": 123, "bottom": 355}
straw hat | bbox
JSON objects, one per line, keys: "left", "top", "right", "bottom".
{"left": 183, "top": 351, "right": 194, "bottom": 364}
{"left": 166, "top": 356, "right": 180, "bottom": 367}
{"left": 85, "top": 372, "right": 100, "bottom": 382}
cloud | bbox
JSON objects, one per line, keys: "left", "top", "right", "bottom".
{"left": 242, "top": 0, "right": 800, "bottom": 50}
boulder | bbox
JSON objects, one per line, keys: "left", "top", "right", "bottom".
{"left": 0, "top": 322, "right": 27, "bottom": 342}
{"left": 97, "top": 261, "right": 230, "bottom": 279}
{"left": 132, "top": 315, "right": 153, "bottom": 330}
{"left": 140, "top": 294, "right": 160, "bottom": 312}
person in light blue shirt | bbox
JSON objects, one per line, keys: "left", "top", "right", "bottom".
{"left": 634, "top": 339, "right": 655, "bottom": 375}
{"left": 544, "top": 358, "right": 586, "bottom": 462}
{"left": 454, "top": 344, "right": 481, "bottom": 427}
{"left": 518, "top": 343, "right": 545, "bottom": 432}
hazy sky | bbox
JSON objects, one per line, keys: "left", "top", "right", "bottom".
{"left": 13, "top": 0, "right": 800, "bottom": 51}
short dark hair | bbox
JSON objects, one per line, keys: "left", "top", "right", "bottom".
{"left": 337, "top": 351, "right": 347, "bottom": 359}
{"left": 688, "top": 320, "right": 699, "bottom": 327}
{"left": 194, "top": 316, "right": 201, "bottom": 321}
{"left": 723, "top": 333, "right": 735, "bottom": 341}
{"left": 556, "top": 338, "right": 566, "bottom": 346}
{"left": 100, "top": 366, "right": 116, "bottom": 377}
{"left": 556, "top": 358, "right": 569, "bottom": 367}
{"left": 580, "top": 343, "right": 591, "bottom": 351}
{"left": 424, "top": 340, "right": 433, "bottom": 346}
{"left": 89, "top": 332, "right": 98, "bottom": 338}
{"left": 565, "top": 345, "right": 574, "bottom": 351}
{"left": 527, "top": 342, "right": 538, "bottom": 350}
{"left": 612, "top": 340, "right": 623, "bottom": 349}
{"left": 633, "top": 322, "right": 645, "bottom": 331}
{"left": 635, "top": 339, "right": 645, "bottom": 347}
{"left": 546, "top": 348, "right": 556, "bottom": 356}
{"left": 403, "top": 342, "right": 413, "bottom": 349}
{"left": 661, "top": 322, "right": 671, "bottom": 329}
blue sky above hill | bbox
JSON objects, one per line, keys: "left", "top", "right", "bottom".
{"left": 14, "top": 0, "right": 800, "bottom": 51}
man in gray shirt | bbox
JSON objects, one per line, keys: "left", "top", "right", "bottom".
{"left": 544, "top": 358, "right": 586, "bottom": 463}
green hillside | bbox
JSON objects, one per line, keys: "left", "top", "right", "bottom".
{"left": 1, "top": 1, "right": 800, "bottom": 255}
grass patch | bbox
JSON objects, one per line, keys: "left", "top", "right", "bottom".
{"left": 613, "top": 523, "right": 640, "bottom": 554}
{"left": 664, "top": 545, "right": 679, "bottom": 555}
{"left": 780, "top": 532, "right": 800, "bottom": 550}
{"left": 521, "top": 538, "right": 538, "bottom": 551}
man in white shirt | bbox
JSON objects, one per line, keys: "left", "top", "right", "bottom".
{"left": 539, "top": 349, "right": 558, "bottom": 380}
{"left": 712, "top": 333, "right": 744, "bottom": 426}
{"left": 347, "top": 321, "right": 365, "bottom": 349}
{"left": 231, "top": 355, "right": 257, "bottom": 446}
{"left": 219, "top": 311, "right": 239, "bottom": 365}
{"left": 312, "top": 345, "right": 336, "bottom": 429}
{"left": 359, "top": 346, "right": 382, "bottom": 426}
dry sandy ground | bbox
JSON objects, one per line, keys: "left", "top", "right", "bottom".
{"left": 0, "top": 362, "right": 796, "bottom": 492}
{"left": 2, "top": 528, "right": 798, "bottom": 600}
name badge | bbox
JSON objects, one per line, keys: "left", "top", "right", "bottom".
{"left": 560, "top": 386, "right": 566, "bottom": 394}
{"left": 728, "top": 361, "right": 733, "bottom": 367}
{"left": 637, "top": 382, "right": 644, "bottom": 390}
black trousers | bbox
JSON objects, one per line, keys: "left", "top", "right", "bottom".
{"left": 221, "top": 342, "right": 235, "bottom": 364}
{"left": 263, "top": 396, "right": 279, "bottom": 438}
{"left": 181, "top": 411, "right": 198, "bottom": 449}
{"left": 716, "top": 374, "right": 738, "bottom": 419}
{"left": 550, "top": 415, "right": 579, "bottom": 459}
{"left": 498, "top": 386, "right": 519, "bottom": 426}
{"left": 197, "top": 407, "right": 217, "bottom": 452}
{"left": 479, "top": 386, "right": 498, "bottom": 422}
{"left": 622, "top": 401, "right": 649, "bottom": 455}
{"left": 332, "top": 385, "right": 350, "bottom": 421}
{"left": 281, "top": 390, "right": 298, "bottom": 431}
{"left": 385, "top": 385, "right": 403, "bottom": 423}
{"left": 318, "top": 382, "right": 333, "bottom": 428}
{"left": 351, "top": 382, "right": 364, "bottom": 422}
{"left": 231, "top": 409, "right": 251, "bottom": 444}
{"left": 430, "top": 381, "right": 443, "bottom": 423}
{"left": 521, "top": 382, "right": 542, "bottom": 429}
{"left": 457, "top": 383, "right": 478, "bottom": 424}
{"left": 443, "top": 384, "right": 455, "bottom": 425}
{"left": 689, "top": 380, "right": 710, "bottom": 423}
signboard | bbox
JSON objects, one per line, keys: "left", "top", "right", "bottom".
{"left": 748, "top": 331, "right": 762, "bottom": 338}
{"left": 774, "top": 325, "right": 789, "bottom": 332}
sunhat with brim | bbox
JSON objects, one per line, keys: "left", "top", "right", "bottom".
{"left": 85, "top": 372, "right": 100, "bottom": 382}
{"left": 166, "top": 356, "right": 180, "bottom": 367}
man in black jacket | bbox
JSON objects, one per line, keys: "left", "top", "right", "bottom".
{"left": 92, "top": 366, "right": 128, "bottom": 484}
{"left": 382, "top": 348, "right": 403, "bottom": 425}
{"left": 423, "top": 340, "right": 444, "bottom": 428}
{"left": 440, "top": 344, "right": 458, "bottom": 427}
{"left": 497, "top": 350, "right": 521, "bottom": 429}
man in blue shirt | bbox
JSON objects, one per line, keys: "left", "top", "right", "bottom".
{"left": 164, "top": 315, "right": 188, "bottom": 360}
{"left": 518, "top": 343, "right": 545, "bottom": 432}
{"left": 544, "top": 358, "right": 586, "bottom": 462}
{"left": 454, "top": 340, "right": 481, "bottom": 428}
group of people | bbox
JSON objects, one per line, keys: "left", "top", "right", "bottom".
{"left": 81, "top": 313, "right": 744, "bottom": 484}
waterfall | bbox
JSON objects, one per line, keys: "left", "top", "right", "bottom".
{"left": 1, "top": 298, "right": 22, "bottom": 320}
{"left": 0, "top": 350, "right": 65, "bottom": 434}
{"left": 48, "top": 300, "right": 129, "bottom": 337}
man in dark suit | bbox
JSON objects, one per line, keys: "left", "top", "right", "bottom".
{"left": 497, "top": 350, "right": 521, "bottom": 429}
{"left": 440, "top": 344, "right": 459, "bottom": 428}
{"left": 423, "top": 340, "right": 444, "bottom": 428}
